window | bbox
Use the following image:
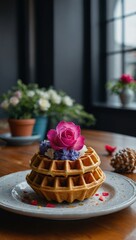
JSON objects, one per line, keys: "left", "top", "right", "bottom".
{"left": 106, "top": 0, "right": 136, "bottom": 104}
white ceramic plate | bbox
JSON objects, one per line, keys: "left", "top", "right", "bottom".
{"left": 0, "top": 133, "right": 40, "bottom": 145}
{"left": 0, "top": 170, "right": 136, "bottom": 220}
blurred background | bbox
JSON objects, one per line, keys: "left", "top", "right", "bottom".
{"left": 0, "top": 0, "right": 136, "bottom": 136}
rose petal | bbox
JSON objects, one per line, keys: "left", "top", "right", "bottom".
{"left": 73, "top": 136, "right": 85, "bottom": 150}
{"left": 46, "top": 203, "right": 56, "bottom": 208}
{"left": 105, "top": 145, "right": 116, "bottom": 155}
{"left": 56, "top": 121, "right": 75, "bottom": 133}
{"left": 31, "top": 200, "right": 38, "bottom": 205}
{"left": 95, "top": 193, "right": 99, "bottom": 196}
{"left": 102, "top": 192, "right": 109, "bottom": 196}
{"left": 57, "top": 121, "right": 81, "bottom": 138}
{"left": 47, "top": 129, "right": 57, "bottom": 141}
{"left": 99, "top": 196, "right": 105, "bottom": 201}
{"left": 47, "top": 121, "right": 84, "bottom": 152}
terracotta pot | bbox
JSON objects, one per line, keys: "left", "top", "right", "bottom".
{"left": 8, "top": 119, "right": 35, "bottom": 137}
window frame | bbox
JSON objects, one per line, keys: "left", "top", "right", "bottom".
{"left": 89, "top": 0, "right": 136, "bottom": 108}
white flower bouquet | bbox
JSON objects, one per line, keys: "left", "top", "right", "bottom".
{"left": 0, "top": 80, "right": 95, "bottom": 127}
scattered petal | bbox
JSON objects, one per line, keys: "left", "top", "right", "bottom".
{"left": 46, "top": 203, "right": 56, "bottom": 208}
{"left": 105, "top": 145, "right": 116, "bottom": 155}
{"left": 95, "top": 193, "right": 99, "bottom": 196}
{"left": 31, "top": 200, "right": 38, "bottom": 206}
{"left": 102, "top": 192, "right": 109, "bottom": 197}
{"left": 99, "top": 195, "right": 105, "bottom": 201}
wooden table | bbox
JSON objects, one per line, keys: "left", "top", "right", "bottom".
{"left": 0, "top": 129, "right": 136, "bottom": 240}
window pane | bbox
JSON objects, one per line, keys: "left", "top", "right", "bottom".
{"left": 124, "top": 15, "right": 136, "bottom": 49}
{"left": 107, "top": 54, "right": 122, "bottom": 104}
{"left": 107, "top": 20, "right": 122, "bottom": 52}
{"left": 107, "top": 90, "right": 120, "bottom": 105}
{"left": 107, "top": 54, "right": 122, "bottom": 81}
{"left": 107, "top": 0, "right": 122, "bottom": 19}
{"left": 125, "top": 51, "right": 136, "bottom": 78}
{"left": 124, "top": 0, "right": 136, "bottom": 15}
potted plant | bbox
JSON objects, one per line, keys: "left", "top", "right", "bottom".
{"left": 0, "top": 80, "right": 37, "bottom": 136}
{"left": 29, "top": 86, "right": 51, "bottom": 140}
{"left": 44, "top": 88, "right": 96, "bottom": 129}
{"left": 31, "top": 87, "right": 96, "bottom": 140}
{"left": 0, "top": 81, "right": 96, "bottom": 138}
{"left": 107, "top": 74, "right": 136, "bottom": 106}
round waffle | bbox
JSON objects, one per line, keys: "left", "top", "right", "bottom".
{"left": 30, "top": 147, "right": 101, "bottom": 177}
{"left": 26, "top": 167, "right": 105, "bottom": 203}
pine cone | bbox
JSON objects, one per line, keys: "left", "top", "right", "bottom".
{"left": 110, "top": 148, "right": 136, "bottom": 173}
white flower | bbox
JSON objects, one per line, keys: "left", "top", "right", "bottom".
{"left": 14, "top": 91, "right": 22, "bottom": 99}
{"left": 47, "top": 90, "right": 61, "bottom": 104}
{"left": 43, "top": 92, "right": 50, "bottom": 99}
{"left": 47, "top": 89, "right": 57, "bottom": 97}
{"left": 62, "top": 96, "right": 73, "bottom": 106}
{"left": 40, "top": 91, "right": 50, "bottom": 99}
{"left": 37, "top": 90, "right": 45, "bottom": 97}
{"left": 35, "top": 89, "right": 41, "bottom": 95}
{"left": 44, "top": 148, "right": 55, "bottom": 159}
{"left": 36, "top": 90, "right": 49, "bottom": 99}
{"left": 27, "top": 90, "right": 35, "bottom": 97}
{"left": 0, "top": 100, "right": 9, "bottom": 109}
{"left": 51, "top": 93, "right": 61, "bottom": 104}
{"left": 9, "top": 96, "right": 19, "bottom": 106}
{"left": 38, "top": 98, "right": 51, "bottom": 111}
{"left": 79, "top": 145, "right": 87, "bottom": 157}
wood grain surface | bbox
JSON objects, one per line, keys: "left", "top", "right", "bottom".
{"left": 0, "top": 129, "right": 136, "bottom": 240}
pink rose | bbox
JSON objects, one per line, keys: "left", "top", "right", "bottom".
{"left": 120, "top": 74, "right": 134, "bottom": 84}
{"left": 47, "top": 121, "right": 85, "bottom": 150}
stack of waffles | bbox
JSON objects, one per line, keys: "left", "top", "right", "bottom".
{"left": 26, "top": 147, "right": 106, "bottom": 203}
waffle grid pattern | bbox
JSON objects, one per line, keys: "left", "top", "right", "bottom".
{"left": 26, "top": 147, "right": 105, "bottom": 203}
{"left": 26, "top": 167, "right": 105, "bottom": 203}
{"left": 30, "top": 147, "right": 101, "bottom": 177}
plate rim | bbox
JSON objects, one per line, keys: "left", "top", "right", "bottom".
{"left": 0, "top": 170, "right": 136, "bottom": 220}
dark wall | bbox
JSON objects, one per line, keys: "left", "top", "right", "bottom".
{"left": 0, "top": 0, "right": 84, "bottom": 106}
{"left": 0, "top": 0, "right": 18, "bottom": 94}
{"left": 35, "top": 0, "right": 54, "bottom": 87}
{"left": 54, "top": 0, "right": 83, "bottom": 103}
{"left": 0, "top": 0, "right": 18, "bottom": 117}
